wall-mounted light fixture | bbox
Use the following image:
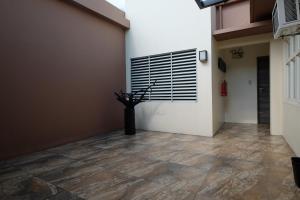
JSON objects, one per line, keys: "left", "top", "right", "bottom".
{"left": 195, "top": 0, "right": 228, "bottom": 9}
{"left": 199, "top": 50, "right": 208, "bottom": 62}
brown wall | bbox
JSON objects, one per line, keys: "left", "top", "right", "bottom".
{"left": 0, "top": 0, "right": 126, "bottom": 160}
{"left": 71, "top": 0, "right": 130, "bottom": 28}
{"left": 216, "top": 0, "right": 250, "bottom": 29}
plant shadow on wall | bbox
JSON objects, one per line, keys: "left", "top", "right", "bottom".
{"left": 114, "top": 81, "right": 156, "bottom": 135}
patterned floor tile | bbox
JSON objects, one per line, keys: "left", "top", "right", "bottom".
{"left": 0, "top": 123, "right": 299, "bottom": 199}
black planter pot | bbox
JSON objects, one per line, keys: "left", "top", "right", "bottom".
{"left": 292, "top": 157, "right": 300, "bottom": 188}
{"left": 124, "top": 108, "right": 135, "bottom": 135}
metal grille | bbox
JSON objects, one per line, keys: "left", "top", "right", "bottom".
{"left": 272, "top": 4, "right": 279, "bottom": 34}
{"left": 131, "top": 56, "right": 150, "bottom": 100}
{"left": 150, "top": 53, "right": 172, "bottom": 100}
{"left": 130, "top": 49, "right": 197, "bottom": 101}
{"left": 172, "top": 50, "right": 197, "bottom": 101}
{"left": 285, "top": 0, "right": 298, "bottom": 22}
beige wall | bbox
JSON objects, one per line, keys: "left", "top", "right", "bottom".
{"left": 283, "top": 104, "right": 300, "bottom": 156}
{"left": 221, "top": 43, "right": 269, "bottom": 124}
{"left": 218, "top": 33, "right": 272, "bottom": 49}
{"left": 0, "top": 0, "right": 126, "bottom": 160}
{"left": 217, "top": 34, "right": 284, "bottom": 135}
{"left": 212, "top": 38, "right": 225, "bottom": 133}
{"left": 282, "top": 37, "right": 300, "bottom": 156}
{"left": 212, "top": 8, "right": 225, "bottom": 134}
{"left": 270, "top": 40, "right": 284, "bottom": 135}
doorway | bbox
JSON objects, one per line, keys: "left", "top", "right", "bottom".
{"left": 257, "top": 56, "right": 270, "bottom": 124}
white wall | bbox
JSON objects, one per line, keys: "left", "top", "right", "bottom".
{"left": 125, "top": 0, "right": 214, "bottom": 136}
{"left": 212, "top": 39, "right": 225, "bottom": 133}
{"left": 282, "top": 38, "right": 300, "bottom": 156}
{"left": 211, "top": 8, "right": 225, "bottom": 134}
{"left": 283, "top": 104, "right": 300, "bottom": 156}
{"left": 270, "top": 40, "right": 284, "bottom": 135}
{"left": 221, "top": 43, "right": 269, "bottom": 124}
{"left": 217, "top": 34, "right": 283, "bottom": 135}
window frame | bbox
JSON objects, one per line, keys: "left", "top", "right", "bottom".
{"left": 284, "top": 35, "right": 300, "bottom": 106}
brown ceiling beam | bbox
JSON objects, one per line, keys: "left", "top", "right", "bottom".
{"left": 213, "top": 20, "right": 273, "bottom": 41}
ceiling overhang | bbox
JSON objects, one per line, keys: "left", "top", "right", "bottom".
{"left": 213, "top": 20, "right": 273, "bottom": 41}
{"left": 250, "top": 0, "right": 276, "bottom": 23}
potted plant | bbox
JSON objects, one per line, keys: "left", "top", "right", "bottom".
{"left": 115, "top": 81, "right": 156, "bottom": 135}
{"left": 292, "top": 157, "right": 300, "bottom": 188}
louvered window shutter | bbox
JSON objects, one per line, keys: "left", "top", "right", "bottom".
{"left": 131, "top": 49, "right": 197, "bottom": 101}
{"left": 131, "top": 56, "right": 150, "bottom": 100}
{"left": 172, "top": 49, "right": 197, "bottom": 101}
{"left": 150, "top": 53, "right": 172, "bottom": 100}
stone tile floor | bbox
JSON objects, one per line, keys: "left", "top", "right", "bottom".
{"left": 0, "top": 123, "right": 300, "bottom": 200}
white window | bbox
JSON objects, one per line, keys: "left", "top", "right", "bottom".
{"left": 285, "top": 35, "right": 300, "bottom": 105}
{"left": 131, "top": 49, "right": 197, "bottom": 101}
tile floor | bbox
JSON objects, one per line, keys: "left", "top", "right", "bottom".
{"left": 0, "top": 123, "right": 300, "bottom": 200}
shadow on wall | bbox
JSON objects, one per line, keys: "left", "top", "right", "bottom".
{"left": 135, "top": 102, "right": 161, "bottom": 130}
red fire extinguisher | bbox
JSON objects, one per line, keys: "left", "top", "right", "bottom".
{"left": 221, "top": 80, "right": 227, "bottom": 97}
